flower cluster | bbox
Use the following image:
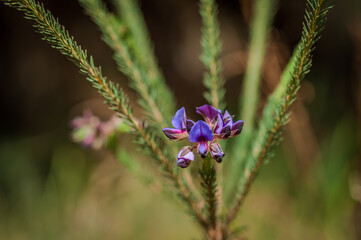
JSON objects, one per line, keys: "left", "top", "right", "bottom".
{"left": 162, "top": 105, "right": 244, "bottom": 168}
{"left": 71, "top": 110, "right": 130, "bottom": 149}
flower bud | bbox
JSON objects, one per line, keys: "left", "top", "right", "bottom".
{"left": 177, "top": 146, "right": 195, "bottom": 168}
{"left": 210, "top": 143, "right": 225, "bottom": 163}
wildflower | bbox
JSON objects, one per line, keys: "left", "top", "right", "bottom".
{"left": 162, "top": 105, "right": 243, "bottom": 167}
{"left": 177, "top": 146, "right": 195, "bottom": 168}
{"left": 188, "top": 121, "right": 214, "bottom": 158}
{"left": 162, "top": 107, "right": 194, "bottom": 141}
{"left": 196, "top": 104, "right": 221, "bottom": 129}
{"left": 71, "top": 110, "right": 129, "bottom": 149}
{"left": 71, "top": 110, "right": 104, "bottom": 149}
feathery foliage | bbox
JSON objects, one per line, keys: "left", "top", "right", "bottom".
{"left": 200, "top": 0, "right": 226, "bottom": 110}
{"left": 2, "top": 0, "right": 208, "bottom": 228}
{"left": 79, "top": 0, "right": 173, "bottom": 128}
{"left": 112, "top": 0, "right": 175, "bottom": 118}
{"left": 225, "top": 0, "right": 334, "bottom": 225}
{"left": 78, "top": 0, "right": 184, "bottom": 169}
{"left": 103, "top": 0, "right": 195, "bottom": 183}
{"left": 130, "top": 121, "right": 208, "bottom": 228}
{"left": 199, "top": 155, "right": 218, "bottom": 229}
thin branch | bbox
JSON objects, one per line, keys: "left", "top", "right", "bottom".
{"left": 112, "top": 0, "right": 175, "bottom": 118}
{"left": 199, "top": 155, "right": 218, "bottom": 228}
{"left": 79, "top": 0, "right": 172, "bottom": 128}
{"left": 2, "top": 0, "right": 208, "bottom": 228}
{"left": 200, "top": 0, "right": 226, "bottom": 110}
{"left": 224, "top": 0, "right": 334, "bottom": 227}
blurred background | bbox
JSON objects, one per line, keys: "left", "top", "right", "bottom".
{"left": 0, "top": 0, "right": 360, "bottom": 239}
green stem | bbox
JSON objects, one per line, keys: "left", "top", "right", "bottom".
{"left": 239, "top": 0, "right": 275, "bottom": 127}
{"left": 224, "top": 0, "right": 333, "bottom": 229}
{"left": 225, "top": 0, "right": 276, "bottom": 204}
{"left": 199, "top": 155, "right": 218, "bottom": 230}
{"left": 113, "top": 0, "right": 176, "bottom": 119}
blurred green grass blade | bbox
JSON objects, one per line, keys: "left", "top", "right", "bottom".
{"left": 225, "top": 0, "right": 277, "bottom": 203}
{"left": 316, "top": 116, "right": 356, "bottom": 215}
{"left": 224, "top": 0, "right": 334, "bottom": 226}
{"left": 238, "top": 0, "right": 277, "bottom": 126}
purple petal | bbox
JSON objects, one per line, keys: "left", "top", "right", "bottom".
{"left": 82, "top": 132, "right": 96, "bottom": 146}
{"left": 71, "top": 117, "right": 84, "bottom": 128}
{"left": 177, "top": 146, "right": 195, "bottom": 161}
{"left": 186, "top": 119, "right": 195, "bottom": 133}
{"left": 223, "top": 110, "right": 233, "bottom": 126}
{"left": 196, "top": 105, "right": 221, "bottom": 127}
{"left": 98, "top": 122, "right": 112, "bottom": 135}
{"left": 230, "top": 120, "right": 244, "bottom": 137}
{"left": 213, "top": 113, "right": 224, "bottom": 134}
{"left": 214, "top": 128, "right": 230, "bottom": 139}
{"left": 177, "top": 159, "right": 192, "bottom": 168}
{"left": 172, "top": 107, "right": 187, "bottom": 129}
{"left": 210, "top": 142, "right": 225, "bottom": 163}
{"left": 197, "top": 141, "right": 209, "bottom": 158}
{"left": 188, "top": 121, "right": 214, "bottom": 143}
{"left": 162, "top": 128, "right": 188, "bottom": 141}
{"left": 177, "top": 146, "right": 194, "bottom": 168}
{"left": 219, "top": 126, "right": 232, "bottom": 139}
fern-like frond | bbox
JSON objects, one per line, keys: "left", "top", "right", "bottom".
{"left": 112, "top": 0, "right": 175, "bottom": 118}
{"left": 2, "top": 0, "right": 207, "bottom": 228}
{"left": 131, "top": 122, "right": 208, "bottom": 228}
{"left": 199, "top": 0, "right": 226, "bottom": 110}
{"left": 225, "top": 0, "right": 334, "bottom": 226}
{"left": 79, "top": 0, "right": 173, "bottom": 128}
{"left": 78, "top": 0, "right": 192, "bottom": 194}
{"left": 199, "top": 155, "right": 218, "bottom": 229}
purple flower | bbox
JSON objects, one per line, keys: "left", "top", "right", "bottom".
{"left": 162, "top": 107, "right": 195, "bottom": 141}
{"left": 177, "top": 146, "right": 195, "bottom": 168}
{"left": 163, "top": 105, "right": 244, "bottom": 168}
{"left": 210, "top": 142, "right": 225, "bottom": 163}
{"left": 213, "top": 110, "right": 244, "bottom": 139}
{"left": 196, "top": 104, "right": 221, "bottom": 129}
{"left": 189, "top": 120, "right": 214, "bottom": 158}
{"left": 71, "top": 110, "right": 131, "bottom": 149}
{"left": 71, "top": 110, "right": 112, "bottom": 149}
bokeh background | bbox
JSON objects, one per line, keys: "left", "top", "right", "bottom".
{"left": 0, "top": 0, "right": 361, "bottom": 239}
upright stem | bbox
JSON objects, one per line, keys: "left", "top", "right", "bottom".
{"left": 239, "top": 0, "right": 274, "bottom": 127}
{"left": 199, "top": 155, "right": 222, "bottom": 240}
{"left": 225, "top": 0, "right": 276, "bottom": 204}
{"left": 224, "top": 0, "right": 333, "bottom": 231}
{"left": 205, "top": 156, "right": 217, "bottom": 227}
